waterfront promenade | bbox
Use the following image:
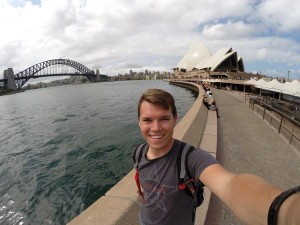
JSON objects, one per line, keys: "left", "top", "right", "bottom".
{"left": 204, "top": 88, "right": 300, "bottom": 225}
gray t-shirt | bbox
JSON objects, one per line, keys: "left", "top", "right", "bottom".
{"left": 136, "top": 139, "right": 218, "bottom": 225}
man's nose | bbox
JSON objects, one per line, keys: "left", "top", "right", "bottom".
{"left": 151, "top": 120, "right": 161, "bottom": 131}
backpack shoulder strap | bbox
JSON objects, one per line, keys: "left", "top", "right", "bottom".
{"left": 133, "top": 143, "right": 147, "bottom": 169}
{"left": 133, "top": 143, "right": 148, "bottom": 199}
{"left": 177, "top": 142, "right": 206, "bottom": 208}
{"left": 177, "top": 142, "right": 195, "bottom": 189}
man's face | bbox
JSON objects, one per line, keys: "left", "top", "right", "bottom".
{"left": 139, "top": 101, "right": 177, "bottom": 153}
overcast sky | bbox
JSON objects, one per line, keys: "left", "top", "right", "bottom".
{"left": 1, "top": 0, "right": 300, "bottom": 81}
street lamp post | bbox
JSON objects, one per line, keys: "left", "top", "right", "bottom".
{"left": 288, "top": 70, "right": 290, "bottom": 81}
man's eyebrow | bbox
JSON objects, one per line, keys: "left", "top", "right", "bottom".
{"left": 140, "top": 116, "right": 151, "bottom": 120}
{"left": 160, "top": 115, "right": 172, "bottom": 119}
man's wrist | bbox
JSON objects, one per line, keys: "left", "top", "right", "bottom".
{"left": 268, "top": 186, "right": 300, "bottom": 225}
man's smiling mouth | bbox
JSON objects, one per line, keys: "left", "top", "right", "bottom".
{"left": 150, "top": 135, "right": 164, "bottom": 139}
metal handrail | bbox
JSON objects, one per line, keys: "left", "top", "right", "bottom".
{"left": 249, "top": 97, "right": 300, "bottom": 145}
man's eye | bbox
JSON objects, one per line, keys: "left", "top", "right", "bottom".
{"left": 142, "top": 119, "right": 151, "bottom": 123}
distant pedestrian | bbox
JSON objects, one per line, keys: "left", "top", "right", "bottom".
{"left": 205, "top": 92, "right": 220, "bottom": 118}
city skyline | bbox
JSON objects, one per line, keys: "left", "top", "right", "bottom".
{"left": 1, "top": 0, "right": 300, "bottom": 82}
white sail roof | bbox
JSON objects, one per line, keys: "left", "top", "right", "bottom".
{"left": 245, "top": 79, "right": 300, "bottom": 97}
{"left": 176, "top": 41, "right": 211, "bottom": 71}
{"left": 261, "top": 79, "right": 283, "bottom": 92}
{"left": 254, "top": 79, "right": 267, "bottom": 88}
{"left": 176, "top": 41, "right": 244, "bottom": 72}
{"left": 244, "top": 79, "right": 258, "bottom": 85}
{"left": 281, "top": 80, "right": 300, "bottom": 96}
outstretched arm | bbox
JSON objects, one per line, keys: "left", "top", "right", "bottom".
{"left": 200, "top": 164, "right": 300, "bottom": 225}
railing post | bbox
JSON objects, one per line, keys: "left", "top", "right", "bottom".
{"left": 263, "top": 108, "right": 266, "bottom": 119}
{"left": 289, "top": 125, "right": 295, "bottom": 144}
{"left": 278, "top": 116, "right": 283, "bottom": 134}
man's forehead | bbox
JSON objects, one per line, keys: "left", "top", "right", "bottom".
{"left": 141, "top": 101, "right": 169, "bottom": 109}
{"left": 140, "top": 102, "right": 172, "bottom": 113}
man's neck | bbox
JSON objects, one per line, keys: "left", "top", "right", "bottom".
{"left": 147, "top": 139, "right": 175, "bottom": 160}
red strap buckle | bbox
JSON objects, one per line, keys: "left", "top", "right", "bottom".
{"left": 179, "top": 183, "right": 186, "bottom": 190}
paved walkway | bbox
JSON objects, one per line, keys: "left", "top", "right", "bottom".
{"left": 204, "top": 88, "right": 300, "bottom": 225}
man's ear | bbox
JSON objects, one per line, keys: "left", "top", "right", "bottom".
{"left": 138, "top": 118, "right": 141, "bottom": 127}
{"left": 174, "top": 114, "right": 178, "bottom": 122}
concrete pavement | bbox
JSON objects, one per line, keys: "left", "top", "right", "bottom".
{"left": 204, "top": 88, "right": 300, "bottom": 225}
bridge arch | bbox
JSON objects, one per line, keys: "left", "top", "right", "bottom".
{"left": 14, "top": 59, "right": 96, "bottom": 89}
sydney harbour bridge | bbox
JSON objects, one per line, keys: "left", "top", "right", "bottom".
{"left": 0, "top": 59, "right": 109, "bottom": 90}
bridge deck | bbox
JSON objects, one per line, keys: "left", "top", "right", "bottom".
{"left": 204, "top": 88, "right": 300, "bottom": 225}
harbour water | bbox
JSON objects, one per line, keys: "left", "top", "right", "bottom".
{"left": 0, "top": 80, "right": 196, "bottom": 225}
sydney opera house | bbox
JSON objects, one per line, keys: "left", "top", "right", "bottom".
{"left": 174, "top": 41, "right": 245, "bottom": 79}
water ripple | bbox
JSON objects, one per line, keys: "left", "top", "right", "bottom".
{"left": 0, "top": 80, "right": 196, "bottom": 225}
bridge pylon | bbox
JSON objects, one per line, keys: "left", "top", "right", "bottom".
{"left": 3, "top": 68, "right": 17, "bottom": 90}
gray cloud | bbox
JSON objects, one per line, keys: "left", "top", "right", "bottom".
{"left": 0, "top": 0, "right": 299, "bottom": 79}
